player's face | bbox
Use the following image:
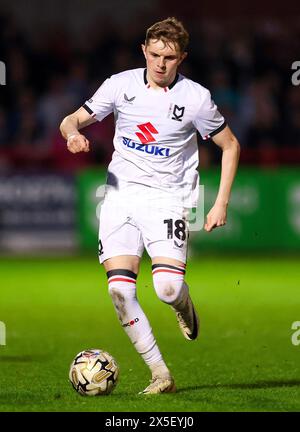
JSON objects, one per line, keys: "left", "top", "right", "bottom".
{"left": 142, "top": 39, "right": 187, "bottom": 89}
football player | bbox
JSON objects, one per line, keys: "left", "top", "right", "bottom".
{"left": 60, "top": 17, "right": 240, "bottom": 394}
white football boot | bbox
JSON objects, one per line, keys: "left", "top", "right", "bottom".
{"left": 139, "top": 374, "right": 176, "bottom": 395}
{"left": 174, "top": 295, "right": 199, "bottom": 340}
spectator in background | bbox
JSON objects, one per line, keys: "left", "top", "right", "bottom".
{"left": 0, "top": 11, "right": 300, "bottom": 171}
{"left": 66, "top": 60, "right": 89, "bottom": 107}
{"left": 210, "top": 68, "right": 240, "bottom": 132}
{"left": 285, "top": 87, "right": 300, "bottom": 147}
{"left": 38, "top": 76, "right": 76, "bottom": 135}
{"left": 0, "top": 108, "right": 7, "bottom": 147}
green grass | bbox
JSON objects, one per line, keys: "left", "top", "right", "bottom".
{"left": 0, "top": 255, "right": 300, "bottom": 412}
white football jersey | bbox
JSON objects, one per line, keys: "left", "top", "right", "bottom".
{"left": 83, "top": 68, "right": 225, "bottom": 206}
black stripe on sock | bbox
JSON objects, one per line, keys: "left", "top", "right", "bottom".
{"left": 152, "top": 264, "right": 185, "bottom": 274}
{"left": 106, "top": 269, "right": 137, "bottom": 280}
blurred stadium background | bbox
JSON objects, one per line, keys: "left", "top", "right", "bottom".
{"left": 0, "top": 0, "right": 299, "bottom": 254}
{"left": 0, "top": 0, "right": 300, "bottom": 412}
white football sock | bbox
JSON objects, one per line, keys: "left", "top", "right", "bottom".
{"left": 107, "top": 269, "right": 169, "bottom": 372}
{"left": 149, "top": 360, "right": 171, "bottom": 378}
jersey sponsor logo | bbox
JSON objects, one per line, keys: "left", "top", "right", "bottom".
{"left": 122, "top": 137, "right": 170, "bottom": 157}
{"left": 124, "top": 93, "right": 135, "bottom": 104}
{"left": 135, "top": 122, "right": 158, "bottom": 144}
{"left": 171, "top": 104, "right": 185, "bottom": 122}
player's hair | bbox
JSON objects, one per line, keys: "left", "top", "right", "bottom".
{"left": 145, "top": 17, "right": 189, "bottom": 53}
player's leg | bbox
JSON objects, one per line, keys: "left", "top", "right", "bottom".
{"left": 100, "top": 195, "right": 180, "bottom": 393}
{"left": 140, "top": 204, "right": 199, "bottom": 342}
{"left": 152, "top": 256, "right": 199, "bottom": 341}
{"left": 102, "top": 255, "right": 175, "bottom": 394}
{"left": 99, "top": 196, "right": 175, "bottom": 394}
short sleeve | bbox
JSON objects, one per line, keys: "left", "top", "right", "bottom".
{"left": 82, "top": 78, "right": 114, "bottom": 121}
{"left": 193, "top": 89, "right": 226, "bottom": 140}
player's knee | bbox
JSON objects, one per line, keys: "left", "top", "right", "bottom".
{"left": 108, "top": 285, "right": 126, "bottom": 303}
{"left": 152, "top": 276, "right": 185, "bottom": 305}
{"left": 152, "top": 264, "right": 186, "bottom": 305}
{"left": 107, "top": 269, "right": 137, "bottom": 306}
{"left": 108, "top": 285, "right": 135, "bottom": 323}
{"left": 108, "top": 283, "right": 135, "bottom": 303}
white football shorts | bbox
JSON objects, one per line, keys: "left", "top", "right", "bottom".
{"left": 98, "top": 187, "right": 189, "bottom": 264}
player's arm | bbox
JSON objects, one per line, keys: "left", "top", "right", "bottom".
{"left": 204, "top": 125, "right": 240, "bottom": 232}
{"left": 60, "top": 106, "right": 97, "bottom": 153}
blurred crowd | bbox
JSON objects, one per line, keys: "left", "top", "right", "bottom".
{"left": 0, "top": 11, "right": 300, "bottom": 172}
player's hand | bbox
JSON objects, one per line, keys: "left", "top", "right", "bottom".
{"left": 204, "top": 202, "right": 227, "bottom": 232}
{"left": 67, "top": 133, "right": 90, "bottom": 153}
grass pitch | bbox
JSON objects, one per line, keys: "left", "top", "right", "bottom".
{"left": 0, "top": 254, "right": 300, "bottom": 412}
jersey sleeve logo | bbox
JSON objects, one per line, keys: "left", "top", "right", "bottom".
{"left": 135, "top": 122, "right": 159, "bottom": 144}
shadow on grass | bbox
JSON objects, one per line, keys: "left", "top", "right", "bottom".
{"left": 178, "top": 379, "right": 300, "bottom": 393}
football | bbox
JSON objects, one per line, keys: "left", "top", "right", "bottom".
{"left": 69, "top": 349, "right": 119, "bottom": 396}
